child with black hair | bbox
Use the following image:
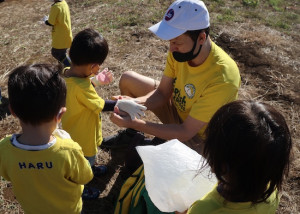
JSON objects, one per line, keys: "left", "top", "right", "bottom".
{"left": 0, "top": 64, "right": 93, "bottom": 214}
{"left": 186, "top": 100, "right": 292, "bottom": 214}
{"left": 61, "top": 28, "right": 146, "bottom": 199}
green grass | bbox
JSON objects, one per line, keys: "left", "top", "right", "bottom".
{"left": 216, "top": 8, "right": 236, "bottom": 22}
{"left": 71, "top": 0, "right": 299, "bottom": 35}
{"left": 206, "top": 0, "right": 299, "bottom": 35}
{"left": 268, "top": 0, "right": 284, "bottom": 11}
{"left": 242, "top": 0, "right": 259, "bottom": 7}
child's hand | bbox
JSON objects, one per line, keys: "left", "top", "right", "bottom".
{"left": 43, "top": 15, "right": 49, "bottom": 22}
{"left": 98, "top": 68, "right": 113, "bottom": 85}
{"left": 39, "top": 15, "right": 49, "bottom": 24}
{"left": 91, "top": 68, "right": 113, "bottom": 86}
{"left": 116, "top": 99, "right": 147, "bottom": 120}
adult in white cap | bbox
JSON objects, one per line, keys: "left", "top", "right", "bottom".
{"left": 104, "top": 0, "right": 241, "bottom": 154}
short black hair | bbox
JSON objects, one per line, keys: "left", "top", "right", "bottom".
{"left": 203, "top": 100, "right": 292, "bottom": 204}
{"left": 185, "top": 27, "right": 210, "bottom": 42}
{"left": 69, "top": 28, "right": 109, "bottom": 66}
{"left": 8, "top": 63, "right": 66, "bottom": 125}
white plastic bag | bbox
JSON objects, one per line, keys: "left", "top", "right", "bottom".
{"left": 136, "top": 139, "right": 217, "bottom": 213}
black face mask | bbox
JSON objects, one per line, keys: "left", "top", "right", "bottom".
{"left": 172, "top": 39, "right": 202, "bottom": 62}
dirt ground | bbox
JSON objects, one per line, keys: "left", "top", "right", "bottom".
{"left": 0, "top": 0, "right": 299, "bottom": 213}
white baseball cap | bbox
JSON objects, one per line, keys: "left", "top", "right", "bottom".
{"left": 149, "top": 0, "right": 210, "bottom": 40}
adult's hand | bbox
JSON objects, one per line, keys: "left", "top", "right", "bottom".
{"left": 109, "top": 106, "right": 141, "bottom": 129}
{"left": 111, "top": 95, "right": 143, "bottom": 104}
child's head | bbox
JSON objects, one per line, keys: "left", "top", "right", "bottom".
{"left": 203, "top": 100, "right": 292, "bottom": 203}
{"left": 8, "top": 63, "right": 66, "bottom": 126}
{"left": 69, "top": 28, "right": 109, "bottom": 66}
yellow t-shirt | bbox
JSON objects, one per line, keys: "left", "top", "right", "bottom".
{"left": 164, "top": 41, "right": 241, "bottom": 137}
{"left": 187, "top": 186, "right": 279, "bottom": 214}
{"left": 62, "top": 76, "right": 105, "bottom": 157}
{"left": 0, "top": 135, "right": 93, "bottom": 214}
{"left": 48, "top": 0, "right": 72, "bottom": 49}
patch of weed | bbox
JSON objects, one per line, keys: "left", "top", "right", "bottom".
{"left": 216, "top": 8, "right": 237, "bottom": 23}
{"left": 268, "top": 0, "right": 284, "bottom": 11}
{"left": 242, "top": 10, "right": 263, "bottom": 20}
{"left": 242, "top": 0, "right": 259, "bottom": 8}
{"left": 285, "top": 12, "right": 299, "bottom": 22}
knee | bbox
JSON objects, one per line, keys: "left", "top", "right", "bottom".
{"left": 119, "top": 70, "right": 137, "bottom": 91}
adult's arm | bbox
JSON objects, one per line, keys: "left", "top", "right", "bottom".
{"left": 136, "top": 75, "right": 174, "bottom": 110}
{"left": 110, "top": 111, "right": 206, "bottom": 142}
{"left": 110, "top": 75, "right": 207, "bottom": 142}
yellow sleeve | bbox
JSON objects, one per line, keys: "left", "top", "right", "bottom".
{"left": 163, "top": 51, "right": 176, "bottom": 78}
{"left": 68, "top": 147, "right": 93, "bottom": 185}
{"left": 76, "top": 85, "right": 105, "bottom": 114}
{"left": 48, "top": 5, "right": 58, "bottom": 25}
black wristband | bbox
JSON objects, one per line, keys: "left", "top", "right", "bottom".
{"left": 45, "top": 20, "right": 52, "bottom": 26}
{"left": 103, "top": 100, "right": 117, "bottom": 111}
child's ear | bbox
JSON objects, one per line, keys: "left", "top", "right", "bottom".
{"left": 56, "top": 107, "right": 67, "bottom": 122}
{"left": 90, "top": 63, "right": 101, "bottom": 73}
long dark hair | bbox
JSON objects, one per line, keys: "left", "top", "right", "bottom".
{"left": 203, "top": 100, "right": 292, "bottom": 203}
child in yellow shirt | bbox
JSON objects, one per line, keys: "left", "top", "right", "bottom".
{"left": 187, "top": 100, "right": 292, "bottom": 214}
{"left": 44, "top": 0, "right": 72, "bottom": 67}
{"left": 61, "top": 28, "right": 146, "bottom": 199}
{"left": 0, "top": 63, "right": 93, "bottom": 214}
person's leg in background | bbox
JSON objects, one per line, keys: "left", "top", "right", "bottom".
{"left": 51, "top": 48, "right": 71, "bottom": 67}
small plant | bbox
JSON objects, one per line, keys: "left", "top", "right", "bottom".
{"left": 212, "top": 0, "right": 225, "bottom": 4}
{"left": 242, "top": 0, "right": 259, "bottom": 7}
{"left": 268, "top": 0, "right": 284, "bottom": 11}
{"left": 216, "top": 8, "right": 235, "bottom": 22}
{"left": 276, "top": 21, "right": 290, "bottom": 30}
